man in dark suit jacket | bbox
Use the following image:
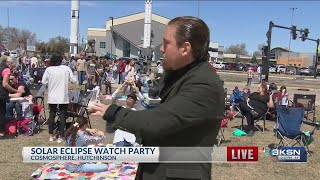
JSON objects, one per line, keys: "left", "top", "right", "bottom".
{"left": 89, "top": 16, "right": 225, "bottom": 180}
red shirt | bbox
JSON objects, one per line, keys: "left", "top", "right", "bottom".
{"left": 119, "top": 62, "right": 127, "bottom": 73}
{"left": 2, "top": 68, "right": 10, "bottom": 77}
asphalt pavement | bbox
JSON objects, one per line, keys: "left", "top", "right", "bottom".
{"left": 218, "top": 70, "right": 320, "bottom": 90}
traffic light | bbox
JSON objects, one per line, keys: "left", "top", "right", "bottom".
{"left": 261, "top": 45, "right": 269, "bottom": 57}
{"left": 291, "top": 25, "right": 297, "bottom": 40}
{"left": 301, "top": 28, "right": 309, "bottom": 41}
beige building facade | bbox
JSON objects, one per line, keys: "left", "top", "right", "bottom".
{"left": 87, "top": 12, "right": 170, "bottom": 60}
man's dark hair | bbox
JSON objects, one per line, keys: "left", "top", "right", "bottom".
{"left": 168, "top": 16, "right": 210, "bottom": 62}
{"left": 49, "top": 54, "right": 63, "bottom": 66}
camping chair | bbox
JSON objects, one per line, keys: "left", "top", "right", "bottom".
{"left": 53, "top": 90, "right": 93, "bottom": 136}
{"left": 241, "top": 109, "right": 269, "bottom": 132}
{"left": 68, "top": 90, "right": 93, "bottom": 128}
{"left": 216, "top": 114, "right": 230, "bottom": 146}
{"left": 230, "top": 90, "right": 245, "bottom": 117}
{"left": 274, "top": 106, "right": 314, "bottom": 154}
{"left": 292, "top": 94, "right": 316, "bottom": 123}
{"left": 28, "top": 84, "right": 47, "bottom": 125}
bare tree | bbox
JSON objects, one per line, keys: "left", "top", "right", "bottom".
{"left": 0, "top": 27, "right": 37, "bottom": 50}
{"left": 252, "top": 43, "right": 265, "bottom": 58}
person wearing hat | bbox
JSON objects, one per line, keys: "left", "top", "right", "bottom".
{"left": 112, "top": 90, "right": 139, "bottom": 147}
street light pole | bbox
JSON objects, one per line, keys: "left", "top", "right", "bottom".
{"left": 109, "top": 17, "right": 114, "bottom": 58}
{"left": 197, "top": 0, "right": 200, "bottom": 18}
{"left": 288, "top": 8, "right": 297, "bottom": 66}
{"left": 7, "top": 8, "right": 9, "bottom": 28}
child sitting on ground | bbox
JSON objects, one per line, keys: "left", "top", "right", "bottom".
{"left": 64, "top": 117, "right": 108, "bottom": 173}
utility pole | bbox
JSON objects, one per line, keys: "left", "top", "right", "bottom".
{"left": 265, "top": 21, "right": 273, "bottom": 82}
{"left": 7, "top": 8, "right": 9, "bottom": 28}
{"left": 288, "top": 8, "right": 297, "bottom": 66}
{"left": 109, "top": 17, "right": 114, "bottom": 58}
{"left": 197, "top": 0, "right": 200, "bottom": 18}
{"left": 315, "top": 39, "right": 319, "bottom": 79}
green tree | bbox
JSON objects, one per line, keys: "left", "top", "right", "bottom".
{"left": 47, "top": 36, "right": 69, "bottom": 54}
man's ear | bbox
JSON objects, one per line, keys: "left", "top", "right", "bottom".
{"left": 181, "top": 42, "right": 192, "bottom": 57}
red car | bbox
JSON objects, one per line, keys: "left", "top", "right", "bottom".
{"left": 245, "top": 65, "right": 258, "bottom": 72}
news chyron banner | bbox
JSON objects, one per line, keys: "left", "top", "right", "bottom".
{"left": 22, "top": 146, "right": 308, "bottom": 163}
{"left": 22, "top": 146, "right": 263, "bottom": 163}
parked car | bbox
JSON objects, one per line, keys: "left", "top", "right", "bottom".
{"left": 224, "top": 63, "right": 237, "bottom": 70}
{"left": 285, "top": 66, "right": 298, "bottom": 75}
{"left": 299, "top": 67, "right": 315, "bottom": 76}
{"left": 235, "top": 63, "right": 246, "bottom": 71}
{"left": 276, "top": 65, "right": 286, "bottom": 74}
{"left": 214, "top": 62, "right": 226, "bottom": 69}
{"left": 269, "top": 66, "right": 276, "bottom": 73}
{"left": 245, "top": 65, "right": 258, "bottom": 72}
{"left": 9, "top": 51, "right": 18, "bottom": 58}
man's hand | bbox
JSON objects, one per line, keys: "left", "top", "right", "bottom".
{"left": 87, "top": 102, "right": 110, "bottom": 117}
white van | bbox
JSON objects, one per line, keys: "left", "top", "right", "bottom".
{"left": 9, "top": 51, "right": 18, "bottom": 58}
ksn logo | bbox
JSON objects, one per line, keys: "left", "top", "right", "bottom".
{"left": 226, "top": 146, "right": 258, "bottom": 162}
{"left": 269, "top": 147, "right": 307, "bottom": 163}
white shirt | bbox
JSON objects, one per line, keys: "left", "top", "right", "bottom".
{"left": 125, "top": 65, "right": 135, "bottom": 80}
{"left": 157, "top": 65, "right": 164, "bottom": 74}
{"left": 113, "top": 106, "right": 137, "bottom": 144}
{"left": 42, "top": 65, "right": 77, "bottom": 104}
{"left": 31, "top": 57, "right": 38, "bottom": 67}
{"left": 257, "top": 66, "right": 261, "bottom": 74}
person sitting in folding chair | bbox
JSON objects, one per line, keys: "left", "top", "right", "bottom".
{"left": 229, "top": 86, "right": 246, "bottom": 118}
{"left": 239, "top": 83, "right": 274, "bottom": 136}
{"left": 6, "top": 72, "right": 33, "bottom": 121}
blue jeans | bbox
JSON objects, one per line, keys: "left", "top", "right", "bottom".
{"left": 78, "top": 71, "right": 86, "bottom": 85}
{"left": 120, "top": 72, "right": 126, "bottom": 84}
{"left": 247, "top": 78, "right": 252, "bottom": 86}
{"left": 6, "top": 101, "right": 23, "bottom": 120}
{"left": 258, "top": 73, "right": 262, "bottom": 83}
{"left": 65, "top": 163, "right": 108, "bottom": 173}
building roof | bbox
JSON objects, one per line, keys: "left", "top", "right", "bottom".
{"left": 105, "top": 12, "right": 170, "bottom": 30}
{"left": 271, "top": 47, "right": 290, "bottom": 52}
{"left": 111, "top": 19, "right": 167, "bottom": 49}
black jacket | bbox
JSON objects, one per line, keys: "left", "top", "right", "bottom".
{"left": 104, "top": 60, "right": 225, "bottom": 180}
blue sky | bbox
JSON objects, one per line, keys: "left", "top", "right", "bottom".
{"left": 0, "top": 0, "right": 319, "bottom": 54}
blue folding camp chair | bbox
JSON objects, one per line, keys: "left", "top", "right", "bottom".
{"left": 274, "top": 106, "right": 314, "bottom": 154}
{"left": 230, "top": 89, "right": 245, "bottom": 117}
